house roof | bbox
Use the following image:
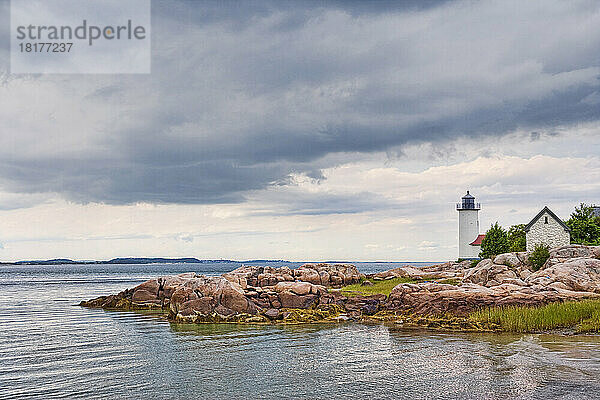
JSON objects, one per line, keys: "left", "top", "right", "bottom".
{"left": 524, "top": 206, "right": 571, "bottom": 233}
{"left": 470, "top": 234, "right": 485, "bottom": 246}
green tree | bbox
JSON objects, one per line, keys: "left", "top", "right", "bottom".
{"left": 565, "top": 203, "right": 600, "bottom": 245}
{"left": 479, "top": 222, "right": 510, "bottom": 259}
{"left": 507, "top": 224, "right": 526, "bottom": 252}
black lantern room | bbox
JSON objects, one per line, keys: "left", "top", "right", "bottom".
{"left": 457, "top": 191, "right": 481, "bottom": 210}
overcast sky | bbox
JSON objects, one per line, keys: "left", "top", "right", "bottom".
{"left": 1, "top": 0, "right": 599, "bottom": 261}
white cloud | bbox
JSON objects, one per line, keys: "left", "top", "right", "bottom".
{"left": 1, "top": 141, "right": 597, "bottom": 261}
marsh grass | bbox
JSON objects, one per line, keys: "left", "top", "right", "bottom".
{"left": 340, "top": 277, "right": 417, "bottom": 297}
{"left": 577, "top": 310, "right": 600, "bottom": 333}
{"left": 470, "top": 300, "right": 600, "bottom": 333}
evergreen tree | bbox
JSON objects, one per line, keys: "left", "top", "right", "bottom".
{"left": 479, "top": 222, "right": 510, "bottom": 259}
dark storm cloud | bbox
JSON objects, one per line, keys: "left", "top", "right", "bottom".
{"left": 159, "top": 0, "right": 451, "bottom": 24}
{"left": 1, "top": 0, "right": 600, "bottom": 207}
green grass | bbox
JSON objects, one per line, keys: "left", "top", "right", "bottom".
{"left": 340, "top": 277, "right": 417, "bottom": 297}
{"left": 470, "top": 300, "right": 600, "bottom": 333}
{"left": 437, "top": 278, "right": 460, "bottom": 286}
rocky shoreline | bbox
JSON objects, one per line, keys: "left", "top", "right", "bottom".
{"left": 80, "top": 245, "right": 600, "bottom": 330}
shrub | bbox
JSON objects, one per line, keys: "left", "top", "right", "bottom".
{"left": 529, "top": 243, "right": 550, "bottom": 271}
{"left": 479, "top": 222, "right": 510, "bottom": 259}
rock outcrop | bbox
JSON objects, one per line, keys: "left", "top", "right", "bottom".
{"left": 386, "top": 281, "right": 598, "bottom": 316}
{"left": 370, "top": 260, "right": 470, "bottom": 281}
{"left": 81, "top": 264, "right": 360, "bottom": 323}
{"left": 387, "top": 245, "right": 600, "bottom": 316}
{"left": 81, "top": 274, "right": 259, "bottom": 322}
{"left": 222, "top": 263, "right": 363, "bottom": 289}
{"left": 81, "top": 245, "right": 600, "bottom": 325}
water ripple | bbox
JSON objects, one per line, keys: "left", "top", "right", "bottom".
{"left": 1, "top": 263, "right": 600, "bottom": 399}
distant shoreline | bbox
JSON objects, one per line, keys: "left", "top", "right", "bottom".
{"left": 0, "top": 257, "right": 289, "bottom": 266}
{"left": 0, "top": 258, "right": 441, "bottom": 266}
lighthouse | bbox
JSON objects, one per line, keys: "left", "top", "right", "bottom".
{"left": 457, "top": 191, "right": 482, "bottom": 259}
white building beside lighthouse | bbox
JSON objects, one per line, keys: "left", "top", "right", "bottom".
{"left": 457, "top": 191, "right": 483, "bottom": 259}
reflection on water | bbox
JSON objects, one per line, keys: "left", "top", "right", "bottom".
{"left": 1, "top": 263, "right": 600, "bottom": 399}
{"left": 167, "top": 323, "right": 600, "bottom": 399}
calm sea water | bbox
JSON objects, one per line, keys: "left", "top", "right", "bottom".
{"left": 1, "top": 262, "right": 600, "bottom": 400}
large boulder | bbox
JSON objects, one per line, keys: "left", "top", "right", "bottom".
{"left": 177, "top": 297, "right": 213, "bottom": 316}
{"left": 462, "top": 259, "right": 521, "bottom": 287}
{"left": 131, "top": 279, "right": 160, "bottom": 304}
{"left": 337, "top": 294, "right": 387, "bottom": 316}
{"left": 272, "top": 281, "right": 325, "bottom": 308}
{"left": 545, "top": 245, "right": 600, "bottom": 268}
{"left": 526, "top": 258, "right": 600, "bottom": 293}
{"left": 294, "top": 267, "right": 322, "bottom": 285}
{"left": 158, "top": 273, "right": 196, "bottom": 298}
{"left": 493, "top": 252, "right": 524, "bottom": 268}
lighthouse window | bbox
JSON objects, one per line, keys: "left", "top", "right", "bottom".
{"left": 544, "top": 216, "right": 548, "bottom": 224}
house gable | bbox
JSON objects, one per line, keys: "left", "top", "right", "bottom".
{"left": 525, "top": 206, "right": 571, "bottom": 251}
{"left": 524, "top": 206, "right": 570, "bottom": 233}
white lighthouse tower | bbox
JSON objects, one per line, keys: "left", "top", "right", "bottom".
{"left": 457, "top": 191, "right": 482, "bottom": 259}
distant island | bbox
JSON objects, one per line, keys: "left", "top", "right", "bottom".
{"left": 1, "top": 257, "right": 289, "bottom": 266}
